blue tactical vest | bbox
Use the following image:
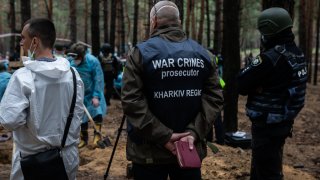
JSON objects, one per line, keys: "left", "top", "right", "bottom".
{"left": 137, "top": 36, "right": 212, "bottom": 132}
{"left": 246, "top": 45, "right": 307, "bottom": 124}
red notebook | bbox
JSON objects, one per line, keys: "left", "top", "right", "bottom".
{"left": 174, "top": 140, "right": 201, "bottom": 168}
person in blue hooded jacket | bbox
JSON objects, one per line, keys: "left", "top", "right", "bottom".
{"left": 69, "top": 43, "right": 107, "bottom": 148}
{"left": 0, "top": 62, "right": 11, "bottom": 101}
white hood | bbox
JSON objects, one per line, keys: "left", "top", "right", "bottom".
{"left": 23, "top": 57, "right": 70, "bottom": 79}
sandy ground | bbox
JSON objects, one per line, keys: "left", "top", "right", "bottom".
{"left": 1, "top": 83, "right": 319, "bottom": 180}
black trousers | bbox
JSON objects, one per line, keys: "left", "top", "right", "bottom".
{"left": 132, "top": 163, "right": 201, "bottom": 180}
{"left": 103, "top": 71, "right": 115, "bottom": 105}
{"left": 250, "top": 121, "right": 292, "bottom": 180}
{"left": 206, "top": 112, "right": 224, "bottom": 144}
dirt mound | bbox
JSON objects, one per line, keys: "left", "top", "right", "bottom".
{"left": 1, "top": 83, "right": 319, "bottom": 179}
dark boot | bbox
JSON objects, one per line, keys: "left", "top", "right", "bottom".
{"left": 78, "top": 122, "right": 88, "bottom": 148}
{"left": 93, "top": 115, "right": 103, "bottom": 147}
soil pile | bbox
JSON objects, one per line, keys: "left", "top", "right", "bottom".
{"left": 1, "top": 84, "right": 319, "bottom": 180}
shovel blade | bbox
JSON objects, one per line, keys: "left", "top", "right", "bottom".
{"left": 102, "top": 136, "right": 113, "bottom": 147}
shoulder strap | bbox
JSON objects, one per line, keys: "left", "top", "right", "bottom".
{"left": 61, "top": 67, "right": 77, "bottom": 148}
{"left": 274, "top": 45, "right": 300, "bottom": 68}
{"left": 262, "top": 46, "right": 282, "bottom": 66}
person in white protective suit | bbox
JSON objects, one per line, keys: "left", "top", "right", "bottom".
{"left": 0, "top": 18, "right": 84, "bottom": 180}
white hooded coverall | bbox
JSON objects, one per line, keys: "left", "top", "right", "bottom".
{"left": 0, "top": 57, "right": 84, "bottom": 180}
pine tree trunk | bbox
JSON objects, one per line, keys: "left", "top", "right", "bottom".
{"left": 103, "top": 0, "right": 109, "bottom": 43}
{"left": 110, "top": 0, "right": 117, "bottom": 53}
{"left": 0, "top": 13, "right": 2, "bottom": 52}
{"left": 133, "top": 0, "right": 139, "bottom": 46}
{"left": 69, "top": 0, "right": 77, "bottom": 43}
{"left": 173, "top": 0, "right": 184, "bottom": 24}
{"left": 314, "top": 1, "right": 320, "bottom": 85}
{"left": 306, "top": 1, "right": 314, "bottom": 83}
{"left": 197, "top": 0, "right": 205, "bottom": 44}
{"left": 119, "top": 0, "right": 125, "bottom": 55}
{"left": 262, "top": 0, "right": 295, "bottom": 17}
{"left": 185, "top": 0, "right": 191, "bottom": 37}
{"left": 206, "top": 0, "right": 210, "bottom": 48}
{"left": 84, "top": 0, "right": 89, "bottom": 43}
{"left": 191, "top": 0, "right": 196, "bottom": 40}
{"left": 44, "top": 0, "right": 53, "bottom": 20}
{"left": 214, "top": 0, "right": 222, "bottom": 53}
{"left": 9, "top": 0, "right": 16, "bottom": 53}
{"left": 145, "top": 0, "right": 152, "bottom": 40}
{"left": 222, "top": 0, "right": 241, "bottom": 132}
{"left": 20, "top": 0, "right": 31, "bottom": 29}
{"left": 124, "top": 0, "right": 131, "bottom": 50}
{"left": 91, "top": 0, "right": 100, "bottom": 57}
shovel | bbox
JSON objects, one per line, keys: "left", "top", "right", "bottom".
{"left": 83, "top": 106, "right": 112, "bottom": 148}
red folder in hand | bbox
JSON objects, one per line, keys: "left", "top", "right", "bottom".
{"left": 174, "top": 140, "right": 201, "bottom": 168}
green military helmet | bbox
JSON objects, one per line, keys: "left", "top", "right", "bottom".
{"left": 257, "top": 7, "right": 293, "bottom": 37}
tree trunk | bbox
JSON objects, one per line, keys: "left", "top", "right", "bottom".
{"left": 9, "top": 0, "right": 16, "bottom": 53}
{"left": 222, "top": 0, "right": 241, "bottom": 132}
{"left": 69, "top": 0, "right": 77, "bottom": 43}
{"left": 116, "top": 1, "right": 121, "bottom": 54}
{"left": 21, "top": 0, "right": 31, "bottom": 29}
{"left": 206, "top": 0, "right": 210, "bottom": 48}
{"left": 119, "top": 0, "right": 125, "bottom": 55}
{"left": 84, "top": 0, "right": 89, "bottom": 43}
{"left": 145, "top": 0, "right": 152, "bottom": 40}
{"left": 133, "top": 0, "right": 139, "bottom": 46}
{"left": 91, "top": 0, "right": 100, "bottom": 57}
{"left": 299, "top": 0, "right": 306, "bottom": 56}
{"left": 262, "top": 0, "right": 295, "bottom": 17}
{"left": 173, "top": 0, "right": 184, "bottom": 24}
{"left": 306, "top": 1, "right": 314, "bottom": 83}
{"left": 103, "top": 0, "right": 109, "bottom": 43}
{"left": 214, "top": 0, "right": 222, "bottom": 53}
{"left": 191, "top": 0, "right": 196, "bottom": 40}
{"left": 0, "top": 13, "right": 2, "bottom": 52}
{"left": 197, "top": 0, "right": 205, "bottom": 44}
{"left": 314, "top": 1, "right": 320, "bottom": 85}
{"left": 298, "top": 0, "right": 314, "bottom": 83}
{"left": 124, "top": 0, "right": 131, "bottom": 50}
{"left": 185, "top": 0, "right": 191, "bottom": 37}
{"left": 110, "top": 0, "right": 116, "bottom": 53}
{"left": 44, "top": 0, "right": 53, "bottom": 20}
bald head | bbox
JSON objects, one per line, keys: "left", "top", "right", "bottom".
{"left": 150, "top": 1, "right": 181, "bottom": 32}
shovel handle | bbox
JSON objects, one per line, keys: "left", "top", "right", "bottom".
{"left": 83, "top": 106, "right": 99, "bottom": 132}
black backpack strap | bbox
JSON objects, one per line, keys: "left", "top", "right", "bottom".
{"left": 274, "top": 45, "right": 296, "bottom": 66}
{"left": 262, "top": 46, "right": 283, "bottom": 66}
{"left": 61, "top": 67, "right": 77, "bottom": 148}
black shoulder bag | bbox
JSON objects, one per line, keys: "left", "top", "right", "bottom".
{"left": 20, "top": 68, "right": 77, "bottom": 180}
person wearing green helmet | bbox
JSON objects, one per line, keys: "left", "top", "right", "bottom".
{"left": 238, "top": 7, "right": 307, "bottom": 180}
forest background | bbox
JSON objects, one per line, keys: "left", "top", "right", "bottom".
{"left": 2, "top": 0, "right": 316, "bottom": 132}
{"left": 0, "top": 0, "right": 320, "bottom": 179}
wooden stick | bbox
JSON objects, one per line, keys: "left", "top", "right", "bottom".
{"left": 83, "top": 106, "right": 99, "bottom": 132}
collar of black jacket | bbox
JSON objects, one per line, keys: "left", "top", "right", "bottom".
{"left": 151, "top": 25, "right": 186, "bottom": 42}
{"left": 261, "top": 29, "right": 295, "bottom": 51}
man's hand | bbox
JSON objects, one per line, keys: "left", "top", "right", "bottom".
{"left": 164, "top": 132, "right": 190, "bottom": 155}
{"left": 180, "top": 135, "right": 195, "bottom": 150}
{"left": 92, "top": 97, "right": 100, "bottom": 107}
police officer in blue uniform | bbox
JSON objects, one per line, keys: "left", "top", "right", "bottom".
{"left": 121, "top": 1, "right": 223, "bottom": 179}
{"left": 238, "top": 7, "right": 307, "bottom": 180}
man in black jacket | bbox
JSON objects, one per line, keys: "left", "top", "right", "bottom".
{"left": 238, "top": 8, "right": 307, "bottom": 180}
{"left": 121, "top": 1, "right": 223, "bottom": 179}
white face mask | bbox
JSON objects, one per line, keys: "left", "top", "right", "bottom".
{"left": 74, "top": 60, "right": 82, "bottom": 65}
{"left": 21, "top": 56, "right": 31, "bottom": 62}
{"left": 27, "top": 38, "right": 37, "bottom": 60}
